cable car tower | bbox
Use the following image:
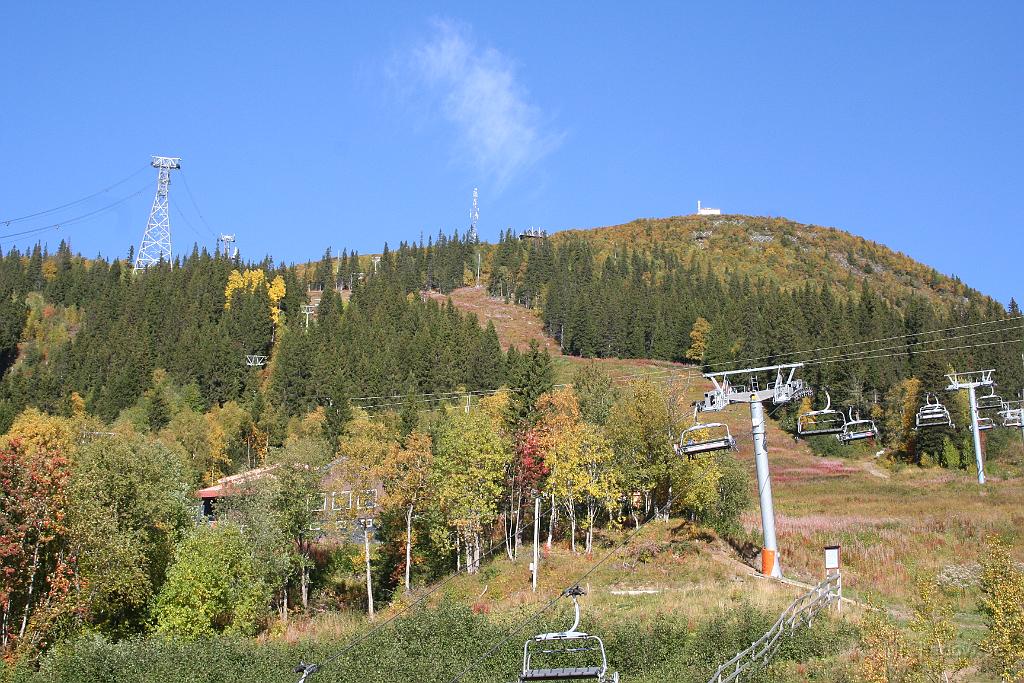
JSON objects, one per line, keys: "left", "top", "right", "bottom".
{"left": 134, "top": 155, "right": 180, "bottom": 272}
{"left": 217, "top": 233, "right": 237, "bottom": 258}
{"left": 946, "top": 369, "right": 996, "bottom": 485}
{"left": 698, "top": 363, "right": 812, "bottom": 578}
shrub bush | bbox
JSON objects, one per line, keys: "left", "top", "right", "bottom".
{"left": 6, "top": 600, "right": 855, "bottom": 683}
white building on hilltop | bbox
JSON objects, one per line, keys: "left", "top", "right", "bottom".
{"left": 696, "top": 200, "right": 721, "bottom": 216}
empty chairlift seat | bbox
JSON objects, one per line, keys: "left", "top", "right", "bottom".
{"left": 972, "top": 416, "right": 996, "bottom": 432}
{"left": 1000, "top": 406, "right": 1023, "bottom": 428}
{"left": 521, "top": 587, "right": 619, "bottom": 683}
{"left": 916, "top": 393, "right": 955, "bottom": 430}
{"left": 977, "top": 386, "right": 1004, "bottom": 412}
{"left": 797, "top": 389, "right": 846, "bottom": 436}
{"left": 675, "top": 408, "right": 736, "bottom": 457}
{"left": 837, "top": 408, "right": 878, "bottom": 444}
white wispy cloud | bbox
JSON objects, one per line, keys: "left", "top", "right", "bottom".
{"left": 409, "top": 20, "right": 561, "bottom": 188}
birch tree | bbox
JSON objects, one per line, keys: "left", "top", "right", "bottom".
{"left": 0, "top": 439, "right": 72, "bottom": 658}
{"left": 431, "top": 396, "right": 512, "bottom": 574}
{"left": 378, "top": 431, "right": 433, "bottom": 593}
{"left": 537, "top": 389, "right": 621, "bottom": 553}
{"left": 334, "top": 410, "right": 396, "bottom": 615}
{"left": 606, "top": 380, "right": 673, "bottom": 523}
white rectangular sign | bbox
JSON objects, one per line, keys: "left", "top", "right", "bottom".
{"left": 824, "top": 546, "right": 840, "bottom": 570}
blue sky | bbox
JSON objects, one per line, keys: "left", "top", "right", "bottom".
{"left": 1, "top": 2, "right": 1021, "bottom": 304}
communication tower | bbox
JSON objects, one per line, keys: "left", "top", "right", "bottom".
{"left": 468, "top": 187, "right": 479, "bottom": 241}
{"left": 134, "top": 156, "right": 180, "bottom": 271}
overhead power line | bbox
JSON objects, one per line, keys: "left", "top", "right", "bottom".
{"left": 0, "top": 165, "right": 149, "bottom": 225}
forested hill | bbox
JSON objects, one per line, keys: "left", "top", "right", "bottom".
{"left": 507, "top": 214, "right": 992, "bottom": 311}
{"left": 486, "top": 213, "right": 1024, "bottom": 459}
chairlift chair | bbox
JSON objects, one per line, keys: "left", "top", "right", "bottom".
{"left": 976, "top": 386, "right": 1003, "bottom": 412}
{"left": 675, "top": 408, "right": 736, "bottom": 457}
{"left": 837, "top": 408, "right": 878, "bottom": 444}
{"left": 797, "top": 389, "right": 846, "bottom": 436}
{"left": 915, "top": 393, "right": 954, "bottom": 430}
{"left": 971, "top": 416, "right": 996, "bottom": 432}
{"left": 520, "top": 587, "right": 619, "bottom": 682}
{"left": 999, "top": 407, "right": 1023, "bottom": 428}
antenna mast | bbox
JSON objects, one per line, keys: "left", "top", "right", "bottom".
{"left": 135, "top": 156, "right": 180, "bottom": 271}
{"left": 469, "top": 187, "right": 479, "bottom": 241}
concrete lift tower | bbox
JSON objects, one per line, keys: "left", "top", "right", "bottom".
{"left": 698, "top": 363, "right": 812, "bottom": 577}
{"left": 134, "top": 156, "right": 181, "bottom": 271}
{"left": 946, "top": 369, "right": 996, "bottom": 485}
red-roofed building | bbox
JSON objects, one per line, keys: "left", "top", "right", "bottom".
{"left": 195, "top": 460, "right": 380, "bottom": 543}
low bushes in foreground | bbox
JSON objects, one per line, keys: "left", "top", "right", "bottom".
{"left": 3, "top": 600, "right": 854, "bottom": 683}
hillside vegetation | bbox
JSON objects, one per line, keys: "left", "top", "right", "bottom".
{"left": 2, "top": 214, "right": 1023, "bottom": 682}
{"left": 555, "top": 214, "right": 984, "bottom": 308}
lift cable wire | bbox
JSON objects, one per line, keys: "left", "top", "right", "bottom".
{"left": 172, "top": 203, "right": 214, "bottom": 245}
{"left": 349, "top": 366, "right": 697, "bottom": 407}
{"left": 446, "top": 515, "right": 657, "bottom": 683}
{"left": 0, "top": 184, "right": 152, "bottom": 242}
{"left": 353, "top": 321, "right": 1021, "bottom": 411}
{"left": 329, "top": 317, "right": 1024, "bottom": 409}
{"left": 0, "top": 165, "right": 150, "bottom": 226}
{"left": 801, "top": 336, "right": 1024, "bottom": 368}
{"left": 705, "top": 314, "right": 1024, "bottom": 372}
{"left": 351, "top": 319, "right": 1021, "bottom": 410}
{"left": 299, "top": 500, "right": 557, "bottom": 681}
{"left": 354, "top": 369, "right": 700, "bottom": 411}
{"left": 789, "top": 323, "right": 1024, "bottom": 367}
{"left": 178, "top": 168, "right": 217, "bottom": 237}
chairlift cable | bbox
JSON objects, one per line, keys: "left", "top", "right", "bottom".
{"left": 350, "top": 367, "right": 701, "bottom": 409}
{"left": 446, "top": 516, "right": 656, "bottom": 683}
{"left": 705, "top": 315, "right": 1024, "bottom": 371}
{"left": 0, "top": 165, "right": 150, "bottom": 225}
{"left": 172, "top": 203, "right": 212, "bottom": 245}
{"left": 0, "top": 184, "right": 152, "bottom": 241}
{"left": 178, "top": 168, "right": 218, "bottom": 237}
{"left": 793, "top": 324, "right": 1024, "bottom": 366}
{"left": 800, "top": 336, "right": 1023, "bottom": 367}
{"left": 300, "top": 501, "right": 558, "bottom": 680}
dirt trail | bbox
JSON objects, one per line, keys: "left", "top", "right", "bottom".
{"left": 423, "top": 287, "right": 561, "bottom": 354}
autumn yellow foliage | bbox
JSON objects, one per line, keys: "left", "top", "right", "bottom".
{"left": 224, "top": 268, "right": 286, "bottom": 325}
{"left": 980, "top": 536, "right": 1024, "bottom": 681}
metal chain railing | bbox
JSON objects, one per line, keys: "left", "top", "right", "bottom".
{"left": 707, "top": 573, "right": 842, "bottom": 683}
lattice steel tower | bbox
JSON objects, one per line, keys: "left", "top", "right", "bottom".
{"left": 134, "top": 156, "right": 181, "bottom": 271}
{"left": 468, "top": 187, "right": 479, "bottom": 241}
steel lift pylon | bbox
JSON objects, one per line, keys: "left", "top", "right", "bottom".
{"left": 699, "top": 363, "right": 812, "bottom": 578}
